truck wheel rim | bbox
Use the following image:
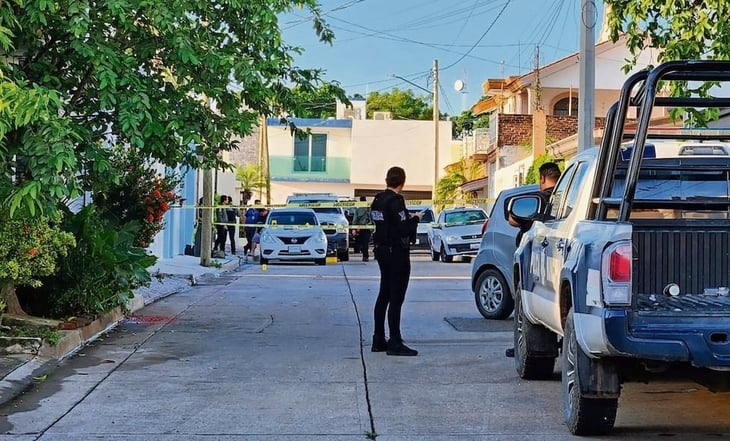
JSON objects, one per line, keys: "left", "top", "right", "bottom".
{"left": 565, "top": 325, "right": 577, "bottom": 411}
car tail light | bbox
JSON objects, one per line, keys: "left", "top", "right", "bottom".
{"left": 601, "top": 242, "right": 632, "bottom": 305}
{"left": 481, "top": 219, "right": 489, "bottom": 235}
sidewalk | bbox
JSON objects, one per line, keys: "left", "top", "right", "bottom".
{"left": 0, "top": 253, "right": 243, "bottom": 407}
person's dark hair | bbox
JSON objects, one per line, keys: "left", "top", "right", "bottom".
{"left": 359, "top": 195, "right": 367, "bottom": 202}
{"left": 219, "top": 195, "right": 227, "bottom": 204}
{"left": 539, "top": 162, "right": 561, "bottom": 182}
{"left": 385, "top": 166, "right": 406, "bottom": 188}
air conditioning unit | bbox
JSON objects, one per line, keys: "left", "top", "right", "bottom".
{"left": 344, "top": 107, "right": 362, "bottom": 120}
{"left": 373, "top": 111, "right": 393, "bottom": 120}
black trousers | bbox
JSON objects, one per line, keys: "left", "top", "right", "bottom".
{"left": 356, "top": 229, "right": 372, "bottom": 260}
{"left": 373, "top": 246, "right": 411, "bottom": 343}
{"left": 227, "top": 225, "right": 237, "bottom": 253}
{"left": 213, "top": 224, "right": 227, "bottom": 252}
{"left": 244, "top": 227, "right": 255, "bottom": 254}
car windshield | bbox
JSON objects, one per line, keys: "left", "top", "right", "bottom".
{"left": 268, "top": 213, "right": 318, "bottom": 226}
{"left": 444, "top": 210, "right": 486, "bottom": 225}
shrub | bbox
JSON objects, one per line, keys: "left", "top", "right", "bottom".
{"left": 42, "top": 206, "right": 157, "bottom": 317}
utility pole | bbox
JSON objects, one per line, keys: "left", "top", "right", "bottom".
{"left": 578, "top": 0, "right": 596, "bottom": 152}
{"left": 200, "top": 167, "right": 213, "bottom": 267}
{"left": 433, "top": 59, "right": 439, "bottom": 196}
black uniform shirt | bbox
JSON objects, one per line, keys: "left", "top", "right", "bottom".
{"left": 370, "top": 189, "right": 419, "bottom": 249}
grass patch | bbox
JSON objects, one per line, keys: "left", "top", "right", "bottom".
{"left": 0, "top": 325, "right": 61, "bottom": 346}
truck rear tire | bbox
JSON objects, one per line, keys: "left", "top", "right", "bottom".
{"left": 514, "top": 282, "right": 557, "bottom": 380}
{"left": 563, "top": 309, "right": 618, "bottom": 436}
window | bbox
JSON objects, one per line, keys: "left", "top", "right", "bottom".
{"left": 293, "top": 134, "right": 327, "bottom": 172}
{"left": 553, "top": 97, "right": 579, "bottom": 117}
{"left": 548, "top": 164, "right": 576, "bottom": 220}
{"left": 559, "top": 162, "right": 589, "bottom": 220}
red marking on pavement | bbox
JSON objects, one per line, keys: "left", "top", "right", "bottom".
{"left": 126, "top": 315, "right": 172, "bottom": 324}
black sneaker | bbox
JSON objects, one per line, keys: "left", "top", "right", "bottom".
{"left": 505, "top": 347, "right": 515, "bottom": 358}
{"left": 371, "top": 335, "right": 388, "bottom": 352}
{"left": 386, "top": 341, "right": 418, "bottom": 356}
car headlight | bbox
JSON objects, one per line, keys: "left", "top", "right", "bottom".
{"left": 308, "top": 231, "right": 327, "bottom": 244}
{"left": 445, "top": 235, "right": 460, "bottom": 243}
{"left": 261, "top": 230, "right": 277, "bottom": 243}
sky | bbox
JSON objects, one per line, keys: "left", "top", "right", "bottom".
{"left": 280, "top": 0, "right": 606, "bottom": 116}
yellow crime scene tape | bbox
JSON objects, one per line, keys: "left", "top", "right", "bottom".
{"left": 174, "top": 197, "right": 494, "bottom": 229}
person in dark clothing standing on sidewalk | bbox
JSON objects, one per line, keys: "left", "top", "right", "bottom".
{"left": 371, "top": 166, "right": 423, "bottom": 357}
{"left": 225, "top": 195, "right": 239, "bottom": 255}
{"left": 212, "top": 195, "right": 228, "bottom": 257}
{"left": 353, "top": 196, "right": 373, "bottom": 262}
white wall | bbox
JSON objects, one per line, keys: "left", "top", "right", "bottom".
{"left": 350, "top": 119, "right": 452, "bottom": 188}
{"left": 492, "top": 156, "right": 534, "bottom": 197}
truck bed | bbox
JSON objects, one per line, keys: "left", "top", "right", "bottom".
{"left": 633, "top": 220, "right": 730, "bottom": 313}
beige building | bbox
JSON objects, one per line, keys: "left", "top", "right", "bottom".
{"left": 460, "top": 33, "right": 662, "bottom": 200}
{"left": 216, "top": 98, "right": 453, "bottom": 205}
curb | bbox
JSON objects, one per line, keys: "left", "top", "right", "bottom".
{"left": 0, "top": 258, "right": 241, "bottom": 407}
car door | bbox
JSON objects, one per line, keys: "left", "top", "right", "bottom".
{"left": 528, "top": 162, "right": 591, "bottom": 332}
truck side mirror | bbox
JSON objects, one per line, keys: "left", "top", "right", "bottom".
{"left": 508, "top": 195, "right": 543, "bottom": 221}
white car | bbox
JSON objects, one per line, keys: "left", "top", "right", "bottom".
{"left": 259, "top": 208, "right": 328, "bottom": 265}
{"left": 428, "top": 207, "right": 488, "bottom": 262}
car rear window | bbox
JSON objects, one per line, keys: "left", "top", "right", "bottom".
{"left": 269, "top": 213, "right": 318, "bottom": 226}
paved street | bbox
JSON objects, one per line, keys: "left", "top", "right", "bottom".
{"left": 1, "top": 255, "right": 730, "bottom": 440}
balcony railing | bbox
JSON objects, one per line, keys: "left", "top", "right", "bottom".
{"left": 463, "top": 114, "right": 498, "bottom": 158}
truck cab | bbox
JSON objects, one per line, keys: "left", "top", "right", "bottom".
{"left": 509, "top": 61, "right": 730, "bottom": 436}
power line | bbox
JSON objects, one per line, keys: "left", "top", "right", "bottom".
{"left": 440, "top": 0, "right": 512, "bottom": 72}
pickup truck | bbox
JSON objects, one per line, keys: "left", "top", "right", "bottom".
{"left": 509, "top": 61, "right": 730, "bottom": 436}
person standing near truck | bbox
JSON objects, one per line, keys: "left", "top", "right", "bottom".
{"left": 371, "top": 166, "right": 423, "bottom": 357}
{"left": 505, "top": 161, "right": 561, "bottom": 358}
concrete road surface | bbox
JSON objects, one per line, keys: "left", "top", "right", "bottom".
{"left": 1, "top": 255, "right": 729, "bottom": 440}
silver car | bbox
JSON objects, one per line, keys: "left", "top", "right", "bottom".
{"left": 428, "top": 207, "right": 488, "bottom": 262}
{"left": 471, "top": 185, "right": 538, "bottom": 319}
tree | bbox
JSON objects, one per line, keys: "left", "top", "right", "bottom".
{"left": 435, "top": 159, "right": 481, "bottom": 208}
{"left": 0, "top": 0, "right": 346, "bottom": 217}
{"left": 605, "top": 1, "right": 729, "bottom": 124}
{"left": 0, "top": 1, "right": 345, "bottom": 315}
{"left": 235, "top": 163, "right": 267, "bottom": 203}
{"left": 366, "top": 88, "right": 433, "bottom": 120}
{"left": 452, "top": 110, "right": 491, "bottom": 138}
{"left": 290, "top": 84, "right": 343, "bottom": 119}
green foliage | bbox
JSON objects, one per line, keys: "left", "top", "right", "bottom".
{"left": 43, "top": 206, "right": 157, "bottom": 317}
{"left": 235, "top": 163, "right": 267, "bottom": 200}
{"left": 90, "top": 147, "right": 181, "bottom": 247}
{"left": 452, "top": 110, "right": 491, "bottom": 138}
{"left": 0, "top": 0, "right": 344, "bottom": 216}
{"left": 290, "top": 84, "right": 347, "bottom": 119}
{"left": 0, "top": 325, "right": 61, "bottom": 346}
{"left": 366, "top": 88, "right": 433, "bottom": 120}
{"left": 435, "top": 159, "right": 482, "bottom": 208}
{"left": 0, "top": 209, "right": 75, "bottom": 288}
{"left": 525, "top": 153, "right": 565, "bottom": 185}
{"left": 605, "top": 0, "right": 729, "bottom": 126}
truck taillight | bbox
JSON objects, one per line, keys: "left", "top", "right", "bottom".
{"left": 609, "top": 244, "right": 632, "bottom": 282}
{"left": 602, "top": 242, "right": 632, "bottom": 306}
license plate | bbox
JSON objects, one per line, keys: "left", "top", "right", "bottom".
{"left": 415, "top": 239, "right": 420, "bottom": 244}
{"left": 470, "top": 243, "right": 480, "bottom": 250}
{"left": 288, "top": 245, "right": 302, "bottom": 253}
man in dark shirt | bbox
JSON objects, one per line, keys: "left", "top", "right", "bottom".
{"left": 505, "top": 161, "right": 561, "bottom": 358}
{"left": 371, "top": 166, "right": 423, "bottom": 356}
{"left": 508, "top": 162, "right": 561, "bottom": 247}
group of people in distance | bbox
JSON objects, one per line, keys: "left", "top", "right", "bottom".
{"left": 195, "top": 197, "right": 268, "bottom": 259}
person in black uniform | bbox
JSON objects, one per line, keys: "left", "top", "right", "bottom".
{"left": 370, "top": 166, "right": 424, "bottom": 356}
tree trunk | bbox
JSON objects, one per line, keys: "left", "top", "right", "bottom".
{"left": 0, "top": 282, "right": 26, "bottom": 316}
